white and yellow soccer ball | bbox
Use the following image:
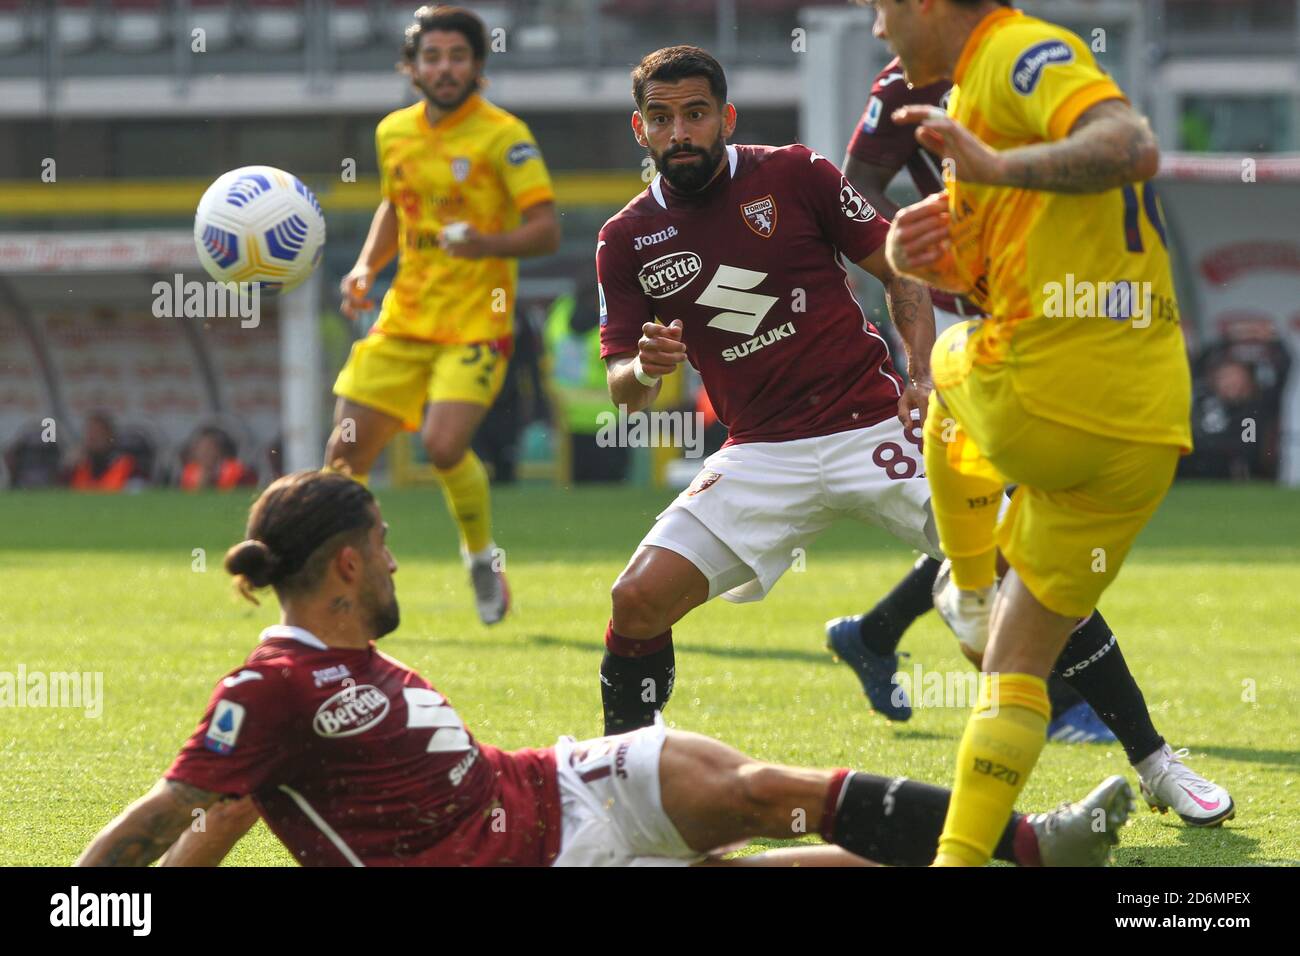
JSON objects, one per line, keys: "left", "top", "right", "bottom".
{"left": 194, "top": 165, "right": 326, "bottom": 294}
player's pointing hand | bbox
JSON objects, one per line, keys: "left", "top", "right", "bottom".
{"left": 638, "top": 319, "right": 686, "bottom": 378}
{"left": 892, "top": 105, "right": 1002, "bottom": 185}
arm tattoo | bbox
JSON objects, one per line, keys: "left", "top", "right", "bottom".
{"left": 884, "top": 276, "right": 936, "bottom": 381}
{"left": 80, "top": 779, "right": 219, "bottom": 867}
{"left": 1000, "top": 101, "right": 1156, "bottom": 194}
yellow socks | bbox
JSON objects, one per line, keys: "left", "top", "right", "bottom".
{"left": 923, "top": 396, "right": 1000, "bottom": 590}
{"left": 933, "top": 673, "right": 1050, "bottom": 866}
{"left": 435, "top": 450, "right": 492, "bottom": 555}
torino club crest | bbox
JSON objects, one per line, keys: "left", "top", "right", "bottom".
{"left": 741, "top": 195, "right": 778, "bottom": 238}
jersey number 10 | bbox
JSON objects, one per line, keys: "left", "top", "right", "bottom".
{"left": 1121, "top": 182, "right": 1167, "bottom": 254}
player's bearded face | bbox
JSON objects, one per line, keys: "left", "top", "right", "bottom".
{"left": 358, "top": 519, "right": 400, "bottom": 639}
{"left": 361, "top": 559, "right": 400, "bottom": 639}
{"left": 652, "top": 134, "right": 726, "bottom": 193}
{"left": 411, "top": 32, "right": 480, "bottom": 112}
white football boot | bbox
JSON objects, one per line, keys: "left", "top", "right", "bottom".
{"left": 1136, "top": 744, "right": 1235, "bottom": 827}
{"left": 467, "top": 548, "right": 510, "bottom": 626}
{"left": 931, "top": 559, "right": 995, "bottom": 655}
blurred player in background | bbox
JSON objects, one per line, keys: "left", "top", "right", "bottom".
{"left": 825, "top": 51, "right": 1236, "bottom": 826}
{"left": 75, "top": 470, "right": 1131, "bottom": 868}
{"left": 871, "top": 0, "right": 1227, "bottom": 864}
{"left": 328, "top": 5, "right": 560, "bottom": 624}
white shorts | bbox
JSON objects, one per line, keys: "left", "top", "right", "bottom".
{"left": 641, "top": 417, "right": 942, "bottom": 603}
{"left": 551, "top": 718, "right": 700, "bottom": 867}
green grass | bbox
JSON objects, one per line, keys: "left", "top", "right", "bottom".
{"left": 1, "top": 482, "right": 1296, "bottom": 866}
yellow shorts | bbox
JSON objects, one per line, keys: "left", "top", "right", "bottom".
{"left": 930, "top": 321, "right": 1180, "bottom": 617}
{"left": 333, "top": 333, "right": 509, "bottom": 431}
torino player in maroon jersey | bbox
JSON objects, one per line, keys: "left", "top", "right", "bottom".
{"left": 819, "top": 46, "right": 1233, "bottom": 829}
{"left": 594, "top": 46, "right": 942, "bottom": 736}
{"left": 74, "top": 471, "right": 1129, "bottom": 867}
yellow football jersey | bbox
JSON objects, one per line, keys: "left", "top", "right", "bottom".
{"left": 375, "top": 94, "right": 555, "bottom": 344}
{"left": 942, "top": 8, "right": 1191, "bottom": 450}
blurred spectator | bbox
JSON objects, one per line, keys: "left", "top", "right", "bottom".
{"left": 4, "top": 421, "right": 62, "bottom": 489}
{"left": 64, "top": 412, "right": 147, "bottom": 492}
{"left": 1180, "top": 326, "right": 1291, "bottom": 481}
{"left": 179, "top": 425, "right": 257, "bottom": 491}
{"left": 544, "top": 278, "right": 630, "bottom": 483}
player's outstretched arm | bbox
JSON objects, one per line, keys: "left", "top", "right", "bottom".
{"left": 894, "top": 101, "right": 1160, "bottom": 194}
{"left": 442, "top": 201, "right": 561, "bottom": 260}
{"left": 75, "top": 778, "right": 220, "bottom": 867}
{"left": 991, "top": 100, "right": 1160, "bottom": 193}
{"left": 856, "top": 245, "right": 936, "bottom": 425}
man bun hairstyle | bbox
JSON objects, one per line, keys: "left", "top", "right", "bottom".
{"left": 403, "top": 4, "right": 488, "bottom": 63}
{"left": 225, "top": 468, "right": 376, "bottom": 604}
{"left": 632, "top": 45, "right": 728, "bottom": 109}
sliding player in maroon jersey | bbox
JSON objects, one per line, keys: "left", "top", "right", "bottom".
{"left": 74, "top": 470, "right": 1130, "bottom": 868}
{"left": 823, "top": 50, "right": 1231, "bottom": 827}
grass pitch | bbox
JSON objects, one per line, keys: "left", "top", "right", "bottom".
{"left": 1, "top": 481, "right": 1296, "bottom": 866}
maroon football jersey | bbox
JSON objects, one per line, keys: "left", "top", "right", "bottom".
{"left": 166, "top": 626, "right": 562, "bottom": 867}
{"left": 847, "top": 57, "right": 950, "bottom": 198}
{"left": 846, "top": 58, "right": 969, "bottom": 315}
{"left": 597, "top": 143, "right": 904, "bottom": 445}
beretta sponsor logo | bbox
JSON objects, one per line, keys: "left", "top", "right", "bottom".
{"left": 313, "top": 684, "right": 390, "bottom": 737}
{"left": 638, "top": 250, "right": 703, "bottom": 298}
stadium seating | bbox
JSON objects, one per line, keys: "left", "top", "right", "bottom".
{"left": 0, "top": 0, "right": 27, "bottom": 56}
{"left": 56, "top": 0, "right": 97, "bottom": 55}
{"left": 247, "top": 0, "right": 305, "bottom": 52}
{"left": 330, "top": 0, "right": 376, "bottom": 52}
{"left": 107, "top": 0, "right": 167, "bottom": 54}
{"left": 188, "top": 0, "right": 237, "bottom": 52}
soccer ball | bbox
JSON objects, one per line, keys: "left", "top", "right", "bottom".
{"left": 194, "top": 165, "right": 326, "bottom": 294}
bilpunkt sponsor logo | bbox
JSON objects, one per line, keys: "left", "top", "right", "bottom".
{"left": 50, "top": 886, "right": 151, "bottom": 936}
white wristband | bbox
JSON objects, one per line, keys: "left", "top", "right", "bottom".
{"left": 632, "top": 356, "right": 661, "bottom": 388}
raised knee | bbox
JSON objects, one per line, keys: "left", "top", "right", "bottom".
{"left": 610, "top": 573, "right": 665, "bottom": 636}
{"left": 426, "top": 440, "right": 464, "bottom": 472}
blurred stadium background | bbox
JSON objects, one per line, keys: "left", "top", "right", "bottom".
{"left": 1, "top": 0, "right": 1299, "bottom": 491}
